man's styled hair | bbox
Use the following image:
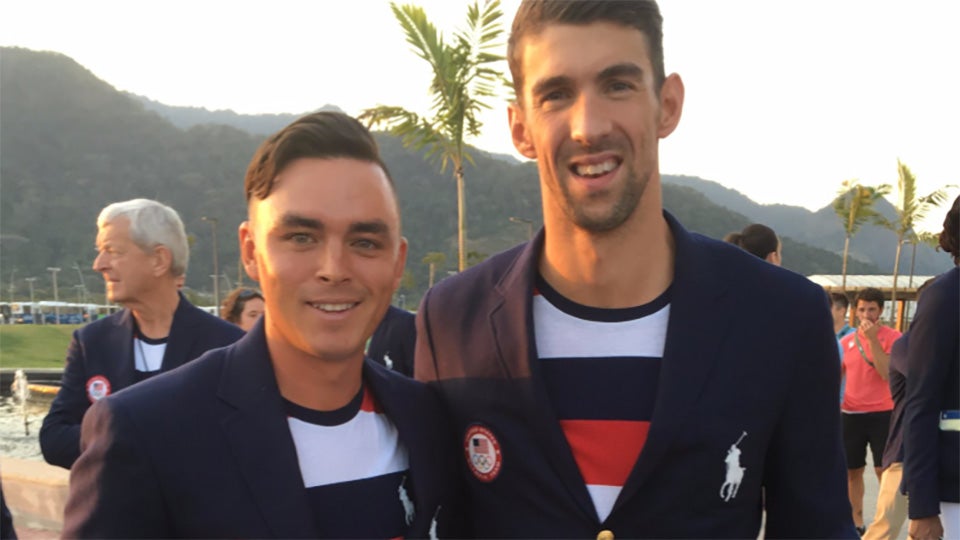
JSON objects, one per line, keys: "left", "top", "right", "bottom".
{"left": 244, "top": 111, "right": 394, "bottom": 203}
{"left": 938, "top": 195, "right": 959, "bottom": 264}
{"left": 725, "top": 224, "right": 779, "bottom": 260}
{"left": 830, "top": 292, "right": 849, "bottom": 310}
{"left": 507, "top": 0, "right": 666, "bottom": 99}
{"left": 97, "top": 198, "right": 189, "bottom": 277}
{"left": 855, "top": 287, "right": 885, "bottom": 310}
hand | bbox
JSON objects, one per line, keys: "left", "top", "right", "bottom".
{"left": 859, "top": 318, "right": 880, "bottom": 340}
{"left": 908, "top": 516, "right": 943, "bottom": 540}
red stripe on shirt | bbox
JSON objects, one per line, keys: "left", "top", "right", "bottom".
{"left": 360, "top": 387, "right": 382, "bottom": 413}
{"left": 560, "top": 419, "right": 649, "bottom": 486}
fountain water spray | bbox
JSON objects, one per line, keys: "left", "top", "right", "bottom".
{"left": 12, "top": 369, "right": 32, "bottom": 436}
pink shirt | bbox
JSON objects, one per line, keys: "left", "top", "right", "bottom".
{"left": 841, "top": 325, "right": 901, "bottom": 413}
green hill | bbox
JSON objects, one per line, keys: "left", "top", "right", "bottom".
{"left": 0, "top": 46, "right": 879, "bottom": 307}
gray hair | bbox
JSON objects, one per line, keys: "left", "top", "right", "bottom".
{"left": 97, "top": 199, "right": 189, "bottom": 277}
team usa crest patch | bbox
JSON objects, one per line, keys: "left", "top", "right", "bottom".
{"left": 86, "top": 375, "right": 111, "bottom": 402}
{"left": 464, "top": 424, "right": 502, "bottom": 482}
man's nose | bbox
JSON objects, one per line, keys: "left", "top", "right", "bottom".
{"left": 569, "top": 91, "right": 612, "bottom": 147}
{"left": 316, "top": 244, "right": 349, "bottom": 284}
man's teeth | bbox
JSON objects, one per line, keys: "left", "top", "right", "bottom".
{"left": 574, "top": 160, "right": 617, "bottom": 177}
{"left": 310, "top": 302, "right": 355, "bottom": 312}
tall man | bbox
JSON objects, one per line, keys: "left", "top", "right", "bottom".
{"left": 63, "top": 112, "right": 457, "bottom": 538}
{"left": 40, "top": 198, "right": 244, "bottom": 469}
{"left": 841, "top": 286, "right": 901, "bottom": 533}
{"left": 415, "top": 1, "right": 855, "bottom": 537}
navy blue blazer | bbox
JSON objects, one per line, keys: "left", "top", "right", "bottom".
{"left": 39, "top": 293, "right": 244, "bottom": 469}
{"left": 62, "top": 320, "right": 460, "bottom": 538}
{"left": 368, "top": 305, "right": 417, "bottom": 377}
{"left": 882, "top": 333, "right": 908, "bottom": 468}
{"left": 902, "top": 266, "right": 959, "bottom": 518}
{"left": 416, "top": 212, "right": 856, "bottom": 538}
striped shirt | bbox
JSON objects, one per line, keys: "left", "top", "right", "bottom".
{"left": 285, "top": 386, "right": 412, "bottom": 537}
{"left": 534, "top": 275, "right": 669, "bottom": 522}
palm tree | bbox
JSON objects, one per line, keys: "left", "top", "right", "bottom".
{"left": 360, "top": 0, "right": 508, "bottom": 272}
{"left": 832, "top": 179, "right": 891, "bottom": 289}
{"left": 422, "top": 251, "right": 447, "bottom": 289}
{"left": 884, "top": 160, "right": 951, "bottom": 321}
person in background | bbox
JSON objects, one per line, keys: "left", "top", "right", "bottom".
{"left": 831, "top": 291, "right": 856, "bottom": 403}
{"left": 40, "top": 198, "right": 244, "bottom": 470}
{"left": 724, "top": 223, "right": 782, "bottom": 266}
{"left": 841, "top": 286, "right": 901, "bottom": 534}
{"left": 367, "top": 304, "right": 416, "bottom": 377}
{"left": 221, "top": 287, "right": 265, "bottom": 332}
{"left": 414, "top": 0, "right": 854, "bottom": 536}
{"left": 902, "top": 195, "right": 960, "bottom": 540}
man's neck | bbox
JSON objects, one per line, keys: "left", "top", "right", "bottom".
{"left": 265, "top": 325, "right": 364, "bottom": 411}
{"left": 540, "top": 200, "right": 674, "bottom": 308}
{"left": 834, "top": 320, "right": 845, "bottom": 333}
{"left": 129, "top": 288, "right": 180, "bottom": 339}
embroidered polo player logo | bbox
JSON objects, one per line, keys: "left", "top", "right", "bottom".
{"left": 383, "top": 352, "right": 394, "bottom": 370}
{"left": 720, "top": 431, "right": 747, "bottom": 502}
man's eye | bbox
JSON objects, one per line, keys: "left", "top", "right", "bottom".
{"left": 608, "top": 81, "right": 635, "bottom": 93}
{"left": 286, "top": 233, "right": 314, "bottom": 245}
{"left": 354, "top": 238, "right": 381, "bottom": 250}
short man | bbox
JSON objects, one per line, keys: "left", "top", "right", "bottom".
{"left": 832, "top": 291, "right": 856, "bottom": 402}
{"left": 902, "top": 196, "right": 960, "bottom": 540}
{"left": 831, "top": 292, "right": 856, "bottom": 341}
{"left": 40, "top": 198, "right": 244, "bottom": 469}
{"left": 367, "top": 304, "right": 417, "bottom": 377}
{"left": 63, "top": 112, "right": 457, "bottom": 538}
{"left": 841, "top": 286, "right": 901, "bottom": 533}
{"left": 415, "top": 1, "right": 855, "bottom": 536}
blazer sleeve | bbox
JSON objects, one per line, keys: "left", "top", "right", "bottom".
{"left": 39, "top": 329, "right": 90, "bottom": 469}
{"left": 762, "top": 288, "right": 858, "bottom": 538}
{"left": 902, "top": 279, "right": 957, "bottom": 518}
{"left": 61, "top": 398, "right": 170, "bottom": 538}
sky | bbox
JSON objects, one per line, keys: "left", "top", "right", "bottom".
{"left": 2, "top": 0, "right": 958, "bottom": 233}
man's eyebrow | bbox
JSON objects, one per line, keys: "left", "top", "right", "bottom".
{"left": 597, "top": 62, "right": 644, "bottom": 82}
{"left": 530, "top": 75, "right": 573, "bottom": 98}
{"left": 279, "top": 213, "right": 323, "bottom": 231}
{"left": 349, "top": 220, "right": 390, "bottom": 235}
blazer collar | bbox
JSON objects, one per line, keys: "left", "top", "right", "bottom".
{"left": 216, "top": 320, "right": 319, "bottom": 537}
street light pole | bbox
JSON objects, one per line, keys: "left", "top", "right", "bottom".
{"left": 509, "top": 216, "right": 535, "bottom": 240}
{"left": 47, "top": 267, "right": 61, "bottom": 324}
{"left": 202, "top": 217, "right": 220, "bottom": 311}
{"left": 26, "top": 277, "right": 37, "bottom": 325}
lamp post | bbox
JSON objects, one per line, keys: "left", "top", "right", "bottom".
{"left": 47, "top": 267, "right": 61, "bottom": 324}
{"left": 73, "top": 262, "right": 88, "bottom": 304}
{"left": 509, "top": 216, "right": 535, "bottom": 240}
{"left": 25, "top": 277, "right": 36, "bottom": 324}
{"left": 202, "top": 217, "right": 220, "bottom": 311}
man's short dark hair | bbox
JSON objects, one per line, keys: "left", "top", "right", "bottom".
{"left": 829, "top": 292, "right": 849, "bottom": 310}
{"left": 244, "top": 111, "right": 394, "bottom": 202}
{"left": 507, "top": 0, "right": 665, "bottom": 99}
{"left": 855, "top": 287, "right": 884, "bottom": 310}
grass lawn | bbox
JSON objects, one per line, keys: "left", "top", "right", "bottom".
{"left": 0, "top": 324, "right": 79, "bottom": 368}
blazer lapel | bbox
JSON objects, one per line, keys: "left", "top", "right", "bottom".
{"left": 161, "top": 293, "right": 199, "bottom": 371}
{"left": 489, "top": 232, "right": 600, "bottom": 522}
{"left": 111, "top": 309, "right": 137, "bottom": 389}
{"left": 614, "top": 212, "right": 733, "bottom": 509}
{"left": 217, "top": 322, "right": 318, "bottom": 538}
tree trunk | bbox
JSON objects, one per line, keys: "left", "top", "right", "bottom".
{"left": 428, "top": 262, "right": 436, "bottom": 289}
{"left": 908, "top": 241, "right": 917, "bottom": 288}
{"left": 456, "top": 165, "right": 467, "bottom": 272}
{"left": 890, "top": 235, "right": 904, "bottom": 325}
{"left": 841, "top": 235, "right": 851, "bottom": 289}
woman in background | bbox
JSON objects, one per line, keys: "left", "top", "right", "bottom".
{"left": 724, "top": 223, "right": 782, "bottom": 266}
{"left": 220, "top": 287, "right": 264, "bottom": 332}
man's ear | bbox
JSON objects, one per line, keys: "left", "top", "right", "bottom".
{"left": 657, "top": 73, "right": 685, "bottom": 138}
{"left": 153, "top": 245, "right": 173, "bottom": 277}
{"left": 239, "top": 221, "right": 259, "bottom": 282}
{"left": 508, "top": 102, "right": 537, "bottom": 159}
{"left": 392, "top": 236, "right": 409, "bottom": 292}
